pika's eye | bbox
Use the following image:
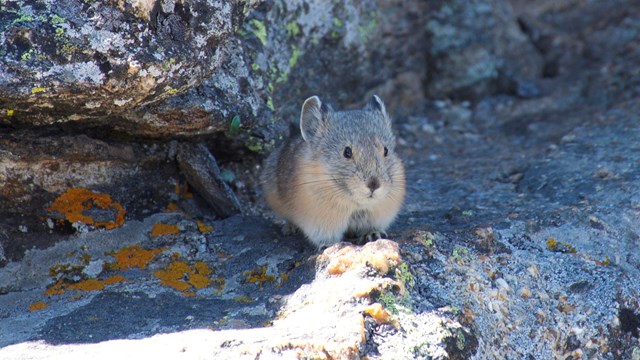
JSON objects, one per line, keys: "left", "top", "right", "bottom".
{"left": 343, "top": 146, "right": 352, "bottom": 159}
{"left": 383, "top": 146, "right": 389, "bottom": 157}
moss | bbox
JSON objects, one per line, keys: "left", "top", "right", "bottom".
{"left": 249, "top": 19, "right": 267, "bottom": 46}
{"left": 151, "top": 223, "right": 180, "bottom": 237}
{"left": 48, "top": 188, "right": 126, "bottom": 230}
{"left": 229, "top": 114, "right": 241, "bottom": 133}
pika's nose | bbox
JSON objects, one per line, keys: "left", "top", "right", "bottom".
{"left": 367, "top": 177, "right": 380, "bottom": 192}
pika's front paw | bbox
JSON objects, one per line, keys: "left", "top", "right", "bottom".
{"left": 281, "top": 222, "right": 301, "bottom": 236}
{"left": 361, "top": 230, "right": 388, "bottom": 243}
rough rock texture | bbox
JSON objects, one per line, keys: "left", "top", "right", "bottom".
{"left": 2, "top": 0, "right": 640, "bottom": 359}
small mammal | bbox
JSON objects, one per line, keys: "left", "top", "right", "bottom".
{"left": 261, "top": 95, "right": 405, "bottom": 248}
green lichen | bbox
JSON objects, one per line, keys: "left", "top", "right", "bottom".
{"left": 166, "top": 88, "right": 178, "bottom": 95}
{"left": 21, "top": 49, "right": 34, "bottom": 61}
{"left": 452, "top": 245, "right": 472, "bottom": 261}
{"left": 266, "top": 96, "right": 274, "bottom": 111}
{"left": 161, "top": 58, "right": 177, "bottom": 71}
{"left": 395, "top": 262, "right": 415, "bottom": 290}
{"left": 11, "top": 15, "right": 34, "bottom": 26}
{"left": 247, "top": 138, "right": 264, "bottom": 153}
{"left": 54, "top": 27, "right": 65, "bottom": 37}
{"left": 333, "top": 17, "right": 344, "bottom": 27}
{"left": 358, "top": 13, "right": 378, "bottom": 43}
{"left": 462, "top": 210, "right": 474, "bottom": 216}
{"left": 288, "top": 46, "right": 300, "bottom": 69}
{"left": 249, "top": 19, "right": 267, "bottom": 46}
{"left": 251, "top": 62, "right": 260, "bottom": 71}
{"left": 51, "top": 14, "right": 66, "bottom": 25}
{"left": 286, "top": 22, "right": 300, "bottom": 37}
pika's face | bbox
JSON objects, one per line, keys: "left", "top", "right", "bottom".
{"left": 316, "top": 109, "right": 403, "bottom": 207}
{"left": 299, "top": 95, "right": 405, "bottom": 208}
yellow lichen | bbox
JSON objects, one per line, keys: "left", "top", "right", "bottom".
{"left": 7, "top": 109, "right": 14, "bottom": 117}
{"left": 154, "top": 260, "right": 214, "bottom": 295}
{"left": 243, "top": 265, "right": 275, "bottom": 287}
{"left": 546, "top": 237, "right": 576, "bottom": 253}
{"left": 151, "top": 223, "right": 180, "bottom": 237}
{"left": 29, "top": 301, "right": 49, "bottom": 312}
{"left": 48, "top": 188, "right": 125, "bottom": 230}
{"left": 196, "top": 220, "right": 214, "bottom": 234}
{"left": 111, "top": 245, "right": 164, "bottom": 270}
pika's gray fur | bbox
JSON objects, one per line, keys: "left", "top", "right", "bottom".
{"left": 261, "top": 95, "right": 405, "bottom": 249}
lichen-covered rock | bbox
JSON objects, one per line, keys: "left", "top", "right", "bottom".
{"left": 0, "top": 0, "right": 239, "bottom": 128}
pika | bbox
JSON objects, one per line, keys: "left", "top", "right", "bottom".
{"left": 261, "top": 95, "right": 405, "bottom": 248}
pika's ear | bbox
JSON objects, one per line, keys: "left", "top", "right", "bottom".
{"left": 365, "top": 95, "right": 388, "bottom": 117}
{"left": 300, "top": 96, "right": 329, "bottom": 141}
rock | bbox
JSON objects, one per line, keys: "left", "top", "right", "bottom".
{"left": 424, "top": 0, "right": 543, "bottom": 99}
{"left": 176, "top": 142, "right": 242, "bottom": 218}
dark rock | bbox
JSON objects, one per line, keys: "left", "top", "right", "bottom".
{"left": 176, "top": 142, "right": 242, "bottom": 218}
{"left": 424, "top": 0, "right": 543, "bottom": 99}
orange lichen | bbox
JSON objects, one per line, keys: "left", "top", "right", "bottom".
{"left": 151, "top": 223, "right": 180, "bottom": 237}
{"left": 29, "top": 301, "right": 49, "bottom": 312}
{"left": 175, "top": 182, "right": 193, "bottom": 199}
{"left": 111, "top": 245, "right": 164, "bottom": 270}
{"left": 44, "top": 281, "right": 66, "bottom": 296}
{"left": 48, "top": 188, "right": 125, "bottom": 230}
{"left": 70, "top": 278, "right": 105, "bottom": 291}
{"left": 154, "top": 260, "right": 214, "bottom": 295}
{"left": 243, "top": 265, "right": 276, "bottom": 288}
{"left": 363, "top": 303, "right": 392, "bottom": 324}
{"left": 196, "top": 220, "right": 214, "bottom": 234}
{"left": 164, "top": 202, "right": 181, "bottom": 213}
{"left": 45, "top": 275, "right": 127, "bottom": 295}
{"left": 103, "top": 275, "right": 127, "bottom": 285}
